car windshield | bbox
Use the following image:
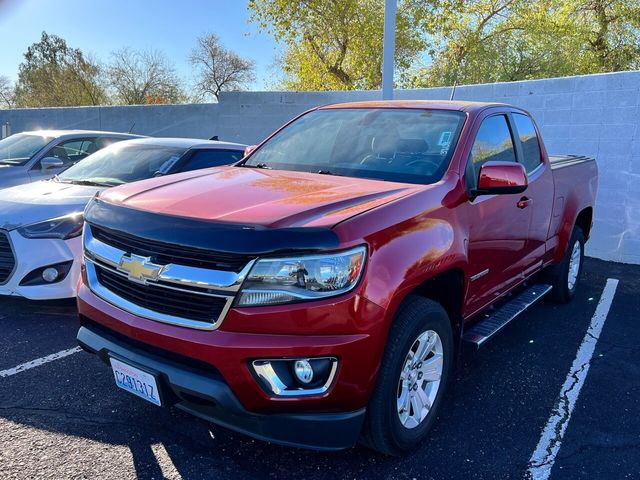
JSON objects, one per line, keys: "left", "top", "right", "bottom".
{"left": 242, "top": 108, "right": 466, "bottom": 184}
{"left": 0, "top": 133, "right": 53, "bottom": 166}
{"left": 57, "top": 143, "right": 187, "bottom": 187}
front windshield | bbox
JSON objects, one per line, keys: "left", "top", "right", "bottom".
{"left": 0, "top": 133, "right": 53, "bottom": 166}
{"left": 57, "top": 143, "right": 187, "bottom": 186}
{"left": 243, "top": 108, "right": 466, "bottom": 184}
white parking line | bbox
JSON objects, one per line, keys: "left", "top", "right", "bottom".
{"left": 526, "top": 278, "right": 619, "bottom": 480}
{"left": 0, "top": 346, "right": 82, "bottom": 378}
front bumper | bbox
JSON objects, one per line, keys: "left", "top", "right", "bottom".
{"left": 0, "top": 230, "right": 81, "bottom": 299}
{"left": 77, "top": 280, "right": 390, "bottom": 449}
{"left": 77, "top": 321, "right": 366, "bottom": 450}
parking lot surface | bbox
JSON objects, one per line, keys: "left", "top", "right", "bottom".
{"left": 0, "top": 257, "right": 638, "bottom": 480}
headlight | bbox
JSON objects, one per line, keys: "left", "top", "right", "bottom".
{"left": 237, "top": 246, "right": 366, "bottom": 306}
{"left": 17, "top": 213, "right": 84, "bottom": 240}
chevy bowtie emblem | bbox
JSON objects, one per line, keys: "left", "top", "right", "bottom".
{"left": 118, "top": 254, "right": 163, "bottom": 284}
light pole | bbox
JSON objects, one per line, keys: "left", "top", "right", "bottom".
{"left": 381, "top": 0, "right": 397, "bottom": 100}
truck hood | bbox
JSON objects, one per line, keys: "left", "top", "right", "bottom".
{"left": 100, "top": 166, "right": 422, "bottom": 228}
{"left": 0, "top": 180, "right": 102, "bottom": 230}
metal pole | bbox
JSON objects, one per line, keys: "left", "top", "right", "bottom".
{"left": 382, "top": 0, "right": 397, "bottom": 100}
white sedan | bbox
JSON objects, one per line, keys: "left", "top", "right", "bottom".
{"left": 0, "top": 137, "right": 246, "bottom": 300}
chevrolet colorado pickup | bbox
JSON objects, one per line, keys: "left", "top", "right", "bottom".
{"left": 76, "top": 101, "right": 597, "bottom": 455}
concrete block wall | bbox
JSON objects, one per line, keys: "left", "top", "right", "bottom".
{"left": 1, "top": 71, "right": 639, "bottom": 263}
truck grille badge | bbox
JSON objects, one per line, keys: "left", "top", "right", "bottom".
{"left": 117, "top": 254, "right": 163, "bottom": 285}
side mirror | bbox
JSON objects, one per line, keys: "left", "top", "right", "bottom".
{"left": 40, "top": 157, "right": 65, "bottom": 171}
{"left": 244, "top": 145, "right": 257, "bottom": 157}
{"left": 472, "top": 161, "right": 528, "bottom": 196}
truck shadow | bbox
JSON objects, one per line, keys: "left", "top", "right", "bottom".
{"left": 0, "top": 344, "right": 544, "bottom": 480}
{"left": 0, "top": 346, "right": 467, "bottom": 479}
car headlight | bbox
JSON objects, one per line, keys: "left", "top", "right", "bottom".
{"left": 17, "top": 213, "right": 84, "bottom": 240}
{"left": 237, "top": 246, "right": 367, "bottom": 307}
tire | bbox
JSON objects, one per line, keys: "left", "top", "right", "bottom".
{"left": 359, "top": 296, "right": 454, "bottom": 455}
{"left": 547, "top": 226, "right": 585, "bottom": 303}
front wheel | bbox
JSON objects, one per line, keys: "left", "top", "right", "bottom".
{"left": 360, "top": 296, "right": 453, "bottom": 455}
{"left": 547, "top": 226, "right": 585, "bottom": 303}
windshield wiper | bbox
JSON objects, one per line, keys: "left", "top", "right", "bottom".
{"left": 317, "top": 169, "right": 339, "bottom": 176}
{"left": 240, "top": 162, "right": 271, "bottom": 169}
{"left": 63, "top": 179, "right": 114, "bottom": 187}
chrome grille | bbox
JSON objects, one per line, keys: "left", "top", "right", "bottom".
{"left": 0, "top": 231, "right": 15, "bottom": 284}
{"left": 90, "top": 225, "right": 254, "bottom": 272}
{"left": 83, "top": 225, "right": 252, "bottom": 330}
{"left": 95, "top": 264, "right": 228, "bottom": 324}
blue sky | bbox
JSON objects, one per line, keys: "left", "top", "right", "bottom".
{"left": 0, "top": 0, "right": 280, "bottom": 90}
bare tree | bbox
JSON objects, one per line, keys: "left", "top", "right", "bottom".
{"left": 0, "top": 76, "right": 15, "bottom": 108}
{"left": 107, "top": 48, "right": 185, "bottom": 105}
{"left": 190, "top": 33, "right": 255, "bottom": 100}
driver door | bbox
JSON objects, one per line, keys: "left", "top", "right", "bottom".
{"left": 463, "top": 113, "right": 533, "bottom": 316}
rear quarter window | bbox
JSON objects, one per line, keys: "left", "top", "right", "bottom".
{"left": 512, "top": 113, "right": 542, "bottom": 173}
{"left": 181, "top": 149, "right": 244, "bottom": 172}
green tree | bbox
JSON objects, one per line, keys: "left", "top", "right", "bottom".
{"left": 249, "top": 0, "right": 426, "bottom": 90}
{"left": 410, "top": 0, "right": 572, "bottom": 86}
{"left": 571, "top": 0, "right": 640, "bottom": 72}
{"left": 14, "top": 32, "right": 106, "bottom": 107}
{"left": 409, "top": 0, "right": 640, "bottom": 87}
{"left": 107, "top": 48, "right": 185, "bottom": 105}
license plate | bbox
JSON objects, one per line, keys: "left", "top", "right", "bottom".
{"left": 110, "top": 357, "right": 161, "bottom": 406}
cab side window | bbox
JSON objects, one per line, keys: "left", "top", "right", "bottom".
{"left": 512, "top": 113, "right": 542, "bottom": 173}
{"left": 180, "top": 149, "right": 244, "bottom": 173}
{"left": 465, "top": 115, "right": 516, "bottom": 190}
{"left": 41, "top": 138, "right": 99, "bottom": 167}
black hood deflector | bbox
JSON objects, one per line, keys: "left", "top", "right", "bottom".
{"left": 84, "top": 198, "right": 340, "bottom": 255}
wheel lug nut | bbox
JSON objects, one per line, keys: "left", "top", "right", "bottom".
{"left": 418, "top": 372, "right": 423, "bottom": 379}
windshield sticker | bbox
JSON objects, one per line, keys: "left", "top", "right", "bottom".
{"left": 157, "top": 155, "right": 180, "bottom": 174}
{"left": 438, "top": 131, "right": 452, "bottom": 146}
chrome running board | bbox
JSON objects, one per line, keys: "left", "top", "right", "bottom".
{"left": 463, "top": 284, "right": 553, "bottom": 349}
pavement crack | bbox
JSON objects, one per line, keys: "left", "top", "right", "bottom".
{"left": 527, "top": 361, "right": 590, "bottom": 476}
{"left": 561, "top": 441, "right": 640, "bottom": 460}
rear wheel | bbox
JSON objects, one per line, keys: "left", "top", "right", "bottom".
{"left": 360, "top": 296, "right": 453, "bottom": 455}
{"left": 547, "top": 226, "right": 585, "bottom": 303}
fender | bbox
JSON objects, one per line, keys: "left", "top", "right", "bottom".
{"left": 551, "top": 160, "right": 598, "bottom": 264}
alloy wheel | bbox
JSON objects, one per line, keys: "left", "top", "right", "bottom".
{"left": 567, "top": 240, "right": 581, "bottom": 291}
{"left": 396, "top": 330, "right": 444, "bottom": 429}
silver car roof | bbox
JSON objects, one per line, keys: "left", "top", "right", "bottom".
{"left": 16, "top": 130, "right": 144, "bottom": 139}
{"left": 115, "top": 137, "right": 247, "bottom": 150}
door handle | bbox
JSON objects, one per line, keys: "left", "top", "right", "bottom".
{"left": 517, "top": 197, "right": 532, "bottom": 209}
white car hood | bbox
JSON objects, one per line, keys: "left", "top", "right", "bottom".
{"left": 0, "top": 180, "right": 103, "bottom": 230}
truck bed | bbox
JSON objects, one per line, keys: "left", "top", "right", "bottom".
{"left": 549, "top": 155, "right": 596, "bottom": 170}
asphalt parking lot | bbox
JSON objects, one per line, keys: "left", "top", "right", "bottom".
{"left": 0, "top": 257, "right": 638, "bottom": 480}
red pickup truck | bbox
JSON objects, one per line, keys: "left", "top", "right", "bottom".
{"left": 77, "top": 101, "right": 597, "bottom": 455}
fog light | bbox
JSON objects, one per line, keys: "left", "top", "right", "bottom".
{"left": 19, "top": 261, "right": 73, "bottom": 287}
{"left": 252, "top": 357, "right": 338, "bottom": 397}
{"left": 42, "top": 267, "right": 59, "bottom": 283}
{"left": 294, "top": 359, "right": 314, "bottom": 384}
